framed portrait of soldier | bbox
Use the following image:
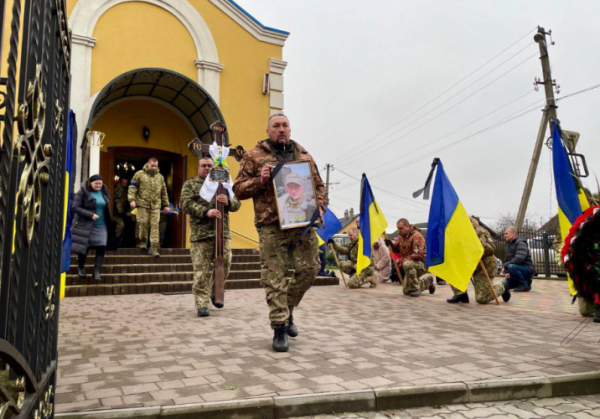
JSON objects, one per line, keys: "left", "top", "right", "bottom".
{"left": 272, "top": 161, "right": 318, "bottom": 230}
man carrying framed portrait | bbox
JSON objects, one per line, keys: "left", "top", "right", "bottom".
{"left": 233, "top": 114, "right": 326, "bottom": 352}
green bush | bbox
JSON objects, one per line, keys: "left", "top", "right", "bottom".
{"left": 326, "top": 251, "right": 336, "bottom": 266}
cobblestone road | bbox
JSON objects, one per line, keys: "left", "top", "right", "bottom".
{"left": 295, "top": 394, "right": 600, "bottom": 418}
{"left": 56, "top": 279, "right": 600, "bottom": 413}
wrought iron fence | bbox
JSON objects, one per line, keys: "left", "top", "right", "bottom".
{"left": 492, "top": 229, "right": 566, "bottom": 277}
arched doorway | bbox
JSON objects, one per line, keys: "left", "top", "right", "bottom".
{"left": 84, "top": 68, "right": 227, "bottom": 248}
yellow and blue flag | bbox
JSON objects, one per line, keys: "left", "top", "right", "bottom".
{"left": 551, "top": 120, "right": 589, "bottom": 295}
{"left": 60, "top": 110, "right": 76, "bottom": 299}
{"left": 316, "top": 206, "right": 343, "bottom": 246}
{"left": 357, "top": 174, "right": 388, "bottom": 274}
{"left": 424, "top": 159, "right": 483, "bottom": 292}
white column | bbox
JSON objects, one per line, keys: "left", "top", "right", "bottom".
{"left": 87, "top": 131, "right": 105, "bottom": 177}
{"left": 195, "top": 60, "right": 224, "bottom": 104}
{"left": 70, "top": 33, "right": 96, "bottom": 186}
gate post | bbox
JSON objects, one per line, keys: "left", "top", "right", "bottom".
{"left": 542, "top": 232, "right": 551, "bottom": 277}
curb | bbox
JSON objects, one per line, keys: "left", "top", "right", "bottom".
{"left": 56, "top": 371, "right": 600, "bottom": 419}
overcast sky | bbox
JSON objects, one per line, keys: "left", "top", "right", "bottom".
{"left": 238, "top": 0, "right": 600, "bottom": 231}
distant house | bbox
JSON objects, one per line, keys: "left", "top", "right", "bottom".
{"left": 337, "top": 208, "right": 359, "bottom": 234}
{"left": 539, "top": 215, "right": 559, "bottom": 233}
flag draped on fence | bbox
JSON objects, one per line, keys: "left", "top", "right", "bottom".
{"left": 357, "top": 174, "right": 388, "bottom": 274}
{"left": 551, "top": 120, "right": 590, "bottom": 296}
{"left": 316, "top": 206, "right": 343, "bottom": 245}
{"left": 60, "top": 110, "right": 76, "bottom": 299}
{"left": 424, "top": 159, "right": 483, "bottom": 292}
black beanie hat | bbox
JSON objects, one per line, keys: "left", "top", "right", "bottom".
{"left": 89, "top": 174, "right": 103, "bottom": 183}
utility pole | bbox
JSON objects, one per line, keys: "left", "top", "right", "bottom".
{"left": 515, "top": 26, "right": 559, "bottom": 230}
{"left": 325, "top": 164, "right": 331, "bottom": 205}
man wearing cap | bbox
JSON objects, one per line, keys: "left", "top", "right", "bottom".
{"left": 233, "top": 113, "right": 326, "bottom": 353}
{"left": 277, "top": 173, "right": 317, "bottom": 227}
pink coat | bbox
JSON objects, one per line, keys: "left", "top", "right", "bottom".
{"left": 372, "top": 238, "right": 392, "bottom": 283}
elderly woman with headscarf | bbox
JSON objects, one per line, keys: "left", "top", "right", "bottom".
{"left": 71, "top": 174, "right": 117, "bottom": 280}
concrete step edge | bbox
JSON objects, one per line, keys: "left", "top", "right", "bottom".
{"left": 55, "top": 371, "right": 600, "bottom": 418}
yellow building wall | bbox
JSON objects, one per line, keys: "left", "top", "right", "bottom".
{"left": 66, "top": 0, "right": 284, "bottom": 248}
{"left": 92, "top": 99, "right": 200, "bottom": 248}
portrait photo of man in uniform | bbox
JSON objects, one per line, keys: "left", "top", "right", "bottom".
{"left": 273, "top": 162, "right": 318, "bottom": 229}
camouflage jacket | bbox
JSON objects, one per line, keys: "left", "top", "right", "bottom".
{"left": 114, "top": 184, "right": 129, "bottom": 215}
{"left": 180, "top": 175, "right": 241, "bottom": 242}
{"left": 232, "top": 139, "right": 326, "bottom": 228}
{"left": 472, "top": 217, "right": 497, "bottom": 275}
{"left": 128, "top": 164, "right": 169, "bottom": 210}
{"left": 332, "top": 238, "right": 359, "bottom": 262}
{"left": 390, "top": 226, "right": 426, "bottom": 263}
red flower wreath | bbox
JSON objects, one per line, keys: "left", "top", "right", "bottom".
{"left": 561, "top": 206, "right": 600, "bottom": 305}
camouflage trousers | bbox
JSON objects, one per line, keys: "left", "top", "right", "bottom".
{"left": 451, "top": 274, "right": 506, "bottom": 304}
{"left": 136, "top": 207, "right": 160, "bottom": 246}
{"left": 339, "top": 260, "right": 375, "bottom": 289}
{"left": 258, "top": 224, "right": 320, "bottom": 328}
{"left": 191, "top": 239, "right": 232, "bottom": 309}
{"left": 402, "top": 260, "right": 433, "bottom": 295}
{"left": 114, "top": 216, "right": 125, "bottom": 239}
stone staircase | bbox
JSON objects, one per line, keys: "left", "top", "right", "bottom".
{"left": 65, "top": 248, "right": 339, "bottom": 297}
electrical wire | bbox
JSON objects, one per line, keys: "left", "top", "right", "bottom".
{"left": 331, "top": 27, "right": 538, "bottom": 165}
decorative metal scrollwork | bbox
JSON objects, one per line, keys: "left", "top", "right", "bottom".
{"left": 32, "top": 385, "right": 53, "bottom": 419}
{"left": 15, "top": 64, "right": 51, "bottom": 244}
{"left": 44, "top": 286, "right": 55, "bottom": 321}
{"left": 56, "top": 2, "right": 70, "bottom": 69}
{"left": 53, "top": 99, "right": 63, "bottom": 138}
{"left": 0, "top": 373, "right": 25, "bottom": 418}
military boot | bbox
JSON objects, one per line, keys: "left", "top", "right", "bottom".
{"left": 77, "top": 254, "right": 87, "bottom": 278}
{"left": 149, "top": 245, "right": 160, "bottom": 258}
{"left": 210, "top": 296, "right": 224, "bottom": 309}
{"left": 197, "top": 307, "right": 209, "bottom": 317}
{"left": 447, "top": 293, "right": 469, "bottom": 303}
{"left": 369, "top": 277, "right": 377, "bottom": 288}
{"left": 429, "top": 281, "right": 436, "bottom": 294}
{"left": 288, "top": 314, "right": 298, "bottom": 338}
{"left": 136, "top": 239, "right": 146, "bottom": 249}
{"left": 272, "top": 324, "right": 289, "bottom": 352}
{"left": 436, "top": 278, "right": 447, "bottom": 285}
{"left": 409, "top": 290, "right": 421, "bottom": 297}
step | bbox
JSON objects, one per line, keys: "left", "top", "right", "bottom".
{"left": 70, "top": 254, "right": 261, "bottom": 266}
{"left": 67, "top": 262, "right": 262, "bottom": 276}
{"left": 64, "top": 277, "right": 340, "bottom": 297}
{"left": 84, "top": 248, "right": 259, "bottom": 256}
{"left": 65, "top": 270, "right": 265, "bottom": 286}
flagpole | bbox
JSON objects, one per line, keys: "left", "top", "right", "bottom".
{"left": 383, "top": 232, "right": 404, "bottom": 286}
{"left": 330, "top": 244, "right": 348, "bottom": 288}
{"left": 480, "top": 260, "right": 500, "bottom": 305}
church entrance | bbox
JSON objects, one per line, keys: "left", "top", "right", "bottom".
{"left": 100, "top": 147, "right": 187, "bottom": 248}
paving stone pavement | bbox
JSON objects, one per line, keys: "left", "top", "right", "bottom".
{"left": 56, "top": 279, "right": 600, "bottom": 414}
{"left": 294, "top": 394, "right": 600, "bottom": 418}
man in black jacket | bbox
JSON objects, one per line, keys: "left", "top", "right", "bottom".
{"left": 502, "top": 227, "right": 534, "bottom": 292}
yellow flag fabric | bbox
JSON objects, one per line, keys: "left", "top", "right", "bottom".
{"left": 356, "top": 198, "right": 388, "bottom": 275}
{"left": 428, "top": 202, "right": 483, "bottom": 292}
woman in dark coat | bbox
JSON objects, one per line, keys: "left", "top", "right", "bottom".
{"left": 71, "top": 174, "right": 117, "bottom": 280}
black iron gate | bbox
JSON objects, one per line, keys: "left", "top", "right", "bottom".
{"left": 0, "top": 0, "right": 71, "bottom": 418}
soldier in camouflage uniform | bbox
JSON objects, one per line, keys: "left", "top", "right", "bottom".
{"left": 448, "top": 217, "right": 511, "bottom": 304}
{"left": 113, "top": 178, "right": 129, "bottom": 245}
{"left": 180, "top": 157, "right": 241, "bottom": 317}
{"left": 386, "top": 219, "right": 435, "bottom": 297}
{"left": 128, "top": 158, "right": 170, "bottom": 257}
{"left": 329, "top": 228, "right": 376, "bottom": 288}
{"left": 233, "top": 114, "right": 325, "bottom": 352}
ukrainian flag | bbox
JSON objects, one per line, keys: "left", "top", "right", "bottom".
{"left": 551, "top": 120, "right": 589, "bottom": 295}
{"left": 357, "top": 174, "right": 388, "bottom": 274}
{"left": 60, "top": 110, "right": 76, "bottom": 299}
{"left": 426, "top": 159, "right": 483, "bottom": 292}
{"left": 316, "top": 206, "right": 343, "bottom": 245}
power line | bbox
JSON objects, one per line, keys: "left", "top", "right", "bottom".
{"left": 331, "top": 28, "right": 537, "bottom": 165}
{"left": 337, "top": 49, "right": 539, "bottom": 168}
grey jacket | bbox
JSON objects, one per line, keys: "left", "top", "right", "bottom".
{"left": 505, "top": 237, "right": 534, "bottom": 272}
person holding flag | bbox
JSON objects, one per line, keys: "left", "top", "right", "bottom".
{"left": 414, "top": 158, "right": 497, "bottom": 301}
{"left": 385, "top": 219, "right": 435, "bottom": 297}
{"left": 328, "top": 227, "right": 376, "bottom": 288}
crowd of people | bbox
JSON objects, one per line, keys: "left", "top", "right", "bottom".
{"left": 71, "top": 112, "right": 567, "bottom": 354}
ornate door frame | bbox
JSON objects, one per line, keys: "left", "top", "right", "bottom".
{"left": 0, "top": 0, "right": 72, "bottom": 418}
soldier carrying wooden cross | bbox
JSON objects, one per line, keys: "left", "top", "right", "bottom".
{"left": 180, "top": 122, "right": 243, "bottom": 317}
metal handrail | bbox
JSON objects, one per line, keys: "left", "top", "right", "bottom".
{"left": 231, "top": 229, "right": 259, "bottom": 244}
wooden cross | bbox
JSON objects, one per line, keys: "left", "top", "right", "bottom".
{"left": 187, "top": 124, "right": 245, "bottom": 305}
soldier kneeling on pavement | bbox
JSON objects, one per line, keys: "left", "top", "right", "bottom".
{"left": 328, "top": 227, "right": 376, "bottom": 289}
{"left": 180, "top": 156, "right": 241, "bottom": 317}
{"left": 448, "top": 216, "right": 511, "bottom": 304}
{"left": 385, "top": 218, "right": 435, "bottom": 297}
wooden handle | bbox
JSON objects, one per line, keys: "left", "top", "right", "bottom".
{"left": 480, "top": 260, "right": 499, "bottom": 305}
{"left": 383, "top": 233, "right": 403, "bottom": 286}
{"left": 329, "top": 243, "right": 348, "bottom": 288}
